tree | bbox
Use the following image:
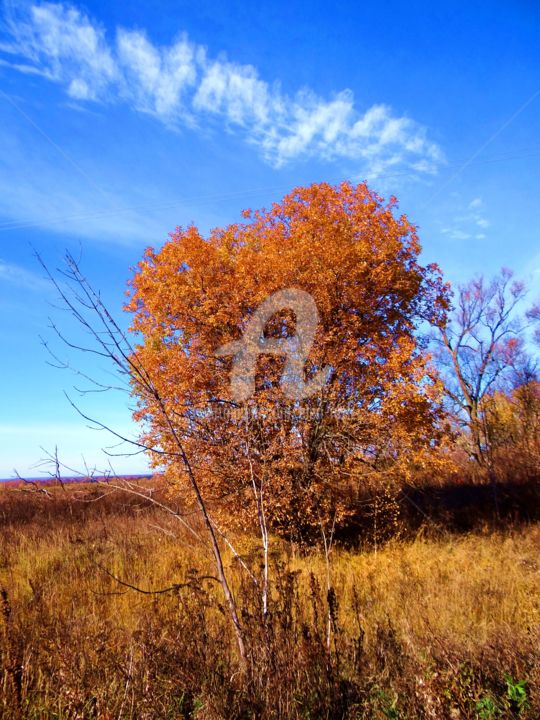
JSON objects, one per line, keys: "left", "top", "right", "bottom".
{"left": 126, "top": 181, "right": 448, "bottom": 541}
{"left": 433, "top": 268, "right": 537, "bottom": 476}
{"left": 38, "top": 252, "right": 249, "bottom": 666}
{"left": 481, "top": 378, "right": 540, "bottom": 482}
{"left": 530, "top": 301, "right": 540, "bottom": 346}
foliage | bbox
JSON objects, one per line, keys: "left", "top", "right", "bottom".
{"left": 481, "top": 380, "right": 540, "bottom": 482}
{"left": 505, "top": 675, "right": 528, "bottom": 713}
{"left": 126, "top": 181, "right": 449, "bottom": 539}
{"left": 475, "top": 696, "right": 499, "bottom": 719}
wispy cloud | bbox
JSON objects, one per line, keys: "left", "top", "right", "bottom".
{"left": 0, "top": 2, "right": 444, "bottom": 176}
{"left": 0, "top": 258, "right": 49, "bottom": 290}
{"left": 441, "top": 196, "right": 490, "bottom": 241}
{"left": 0, "top": 166, "right": 174, "bottom": 244}
{"left": 0, "top": 119, "right": 196, "bottom": 243}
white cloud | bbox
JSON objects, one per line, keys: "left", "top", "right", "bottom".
{"left": 1, "top": 2, "right": 443, "bottom": 176}
{"left": 4, "top": 2, "right": 118, "bottom": 99}
{"left": 441, "top": 227, "right": 471, "bottom": 241}
{"left": 116, "top": 29, "right": 197, "bottom": 120}
{"left": 441, "top": 196, "right": 490, "bottom": 242}
{"left": 194, "top": 56, "right": 272, "bottom": 127}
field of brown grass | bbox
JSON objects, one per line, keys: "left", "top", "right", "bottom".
{"left": 0, "top": 483, "right": 538, "bottom": 719}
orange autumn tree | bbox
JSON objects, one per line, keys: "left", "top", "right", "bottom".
{"left": 127, "top": 181, "right": 448, "bottom": 539}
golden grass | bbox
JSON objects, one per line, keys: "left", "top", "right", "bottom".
{"left": 0, "top": 486, "right": 538, "bottom": 718}
{"left": 298, "top": 528, "right": 539, "bottom": 649}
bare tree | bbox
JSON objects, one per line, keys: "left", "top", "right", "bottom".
{"left": 529, "top": 301, "right": 540, "bottom": 346}
{"left": 433, "top": 268, "right": 536, "bottom": 476}
{"left": 37, "top": 251, "right": 249, "bottom": 667}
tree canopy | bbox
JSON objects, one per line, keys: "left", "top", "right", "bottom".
{"left": 127, "top": 181, "right": 449, "bottom": 538}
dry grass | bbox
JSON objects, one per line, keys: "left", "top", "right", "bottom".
{"left": 0, "top": 484, "right": 538, "bottom": 719}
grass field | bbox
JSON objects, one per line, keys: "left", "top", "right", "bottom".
{"left": 0, "top": 483, "right": 538, "bottom": 719}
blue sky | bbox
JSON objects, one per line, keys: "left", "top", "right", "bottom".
{"left": 0, "top": 0, "right": 539, "bottom": 478}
